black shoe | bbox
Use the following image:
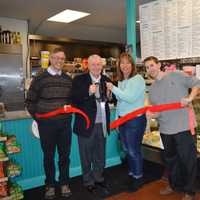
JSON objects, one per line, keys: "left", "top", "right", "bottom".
{"left": 127, "top": 177, "right": 144, "bottom": 193}
{"left": 85, "top": 185, "right": 97, "bottom": 194}
{"left": 95, "top": 181, "right": 110, "bottom": 189}
{"left": 95, "top": 181, "right": 110, "bottom": 195}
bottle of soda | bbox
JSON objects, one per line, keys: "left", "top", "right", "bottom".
{"left": 16, "top": 32, "right": 21, "bottom": 44}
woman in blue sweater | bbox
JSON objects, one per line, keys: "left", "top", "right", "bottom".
{"left": 106, "top": 53, "right": 146, "bottom": 192}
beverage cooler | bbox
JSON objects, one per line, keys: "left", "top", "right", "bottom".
{"left": 0, "top": 44, "right": 24, "bottom": 111}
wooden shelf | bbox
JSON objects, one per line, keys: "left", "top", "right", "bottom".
{"left": 0, "top": 44, "right": 22, "bottom": 55}
{"left": 0, "top": 137, "right": 7, "bottom": 142}
{"left": 0, "top": 157, "right": 9, "bottom": 162}
{"left": 1, "top": 196, "right": 11, "bottom": 200}
{"left": 1, "top": 195, "right": 23, "bottom": 200}
{"left": 0, "top": 177, "right": 8, "bottom": 182}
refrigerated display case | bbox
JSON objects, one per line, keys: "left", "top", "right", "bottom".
{"left": 0, "top": 44, "right": 24, "bottom": 111}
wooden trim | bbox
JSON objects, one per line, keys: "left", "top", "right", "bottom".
{"left": 0, "top": 44, "right": 22, "bottom": 54}
{"left": 28, "top": 34, "right": 125, "bottom": 47}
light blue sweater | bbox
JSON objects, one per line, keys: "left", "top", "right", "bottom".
{"left": 112, "top": 74, "right": 145, "bottom": 118}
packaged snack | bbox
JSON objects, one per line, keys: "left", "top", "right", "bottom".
{"left": 6, "top": 161, "right": 22, "bottom": 177}
{"left": 6, "top": 144, "right": 21, "bottom": 154}
{"left": 0, "top": 143, "right": 6, "bottom": 159}
{"left": 0, "top": 162, "right": 5, "bottom": 178}
{"left": 0, "top": 182, "right": 8, "bottom": 197}
{"left": 5, "top": 136, "right": 21, "bottom": 154}
{"left": 9, "top": 182, "right": 24, "bottom": 200}
{"left": 0, "top": 133, "right": 7, "bottom": 142}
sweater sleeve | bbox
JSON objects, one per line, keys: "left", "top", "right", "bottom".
{"left": 25, "top": 77, "right": 41, "bottom": 118}
{"left": 112, "top": 75, "right": 145, "bottom": 104}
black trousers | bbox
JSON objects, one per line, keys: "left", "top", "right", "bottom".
{"left": 37, "top": 118, "right": 72, "bottom": 187}
{"left": 78, "top": 123, "right": 106, "bottom": 186}
{"left": 161, "top": 131, "right": 197, "bottom": 194}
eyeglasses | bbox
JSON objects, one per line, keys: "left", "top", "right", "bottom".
{"left": 52, "top": 56, "right": 65, "bottom": 61}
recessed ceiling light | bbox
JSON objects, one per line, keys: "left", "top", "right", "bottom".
{"left": 136, "top": 20, "right": 141, "bottom": 23}
{"left": 47, "top": 9, "right": 90, "bottom": 23}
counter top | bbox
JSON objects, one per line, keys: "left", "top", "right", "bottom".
{"left": 0, "top": 110, "right": 31, "bottom": 121}
{"left": 0, "top": 104, "right": 116, "bottom": 121}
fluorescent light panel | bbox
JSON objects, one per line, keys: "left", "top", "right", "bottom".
{"left": 47, "top": 9, "right": 90, "bottom": 23}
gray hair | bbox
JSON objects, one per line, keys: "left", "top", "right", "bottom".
{"left": 88, "top": 54, "right": 102, "bottom": 65}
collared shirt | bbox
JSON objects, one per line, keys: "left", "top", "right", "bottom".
{"left": 89, "top": 72, "right": 101, "bottom": 83}
{"left": 47, "top": 66, "right": 62, "bottom": 76}
{"left": 89, "top": 73, "right": 103, "bottom": 123}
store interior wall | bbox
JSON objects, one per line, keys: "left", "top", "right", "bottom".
{"left": 0, "top": 17, "right": 28, "bottom": 77}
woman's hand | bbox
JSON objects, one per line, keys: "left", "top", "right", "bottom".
{"left": 106, "top": 82, "right": 113, "bottom": 91}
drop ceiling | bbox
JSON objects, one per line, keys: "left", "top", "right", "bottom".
{"left": 0, "top": 0, "right": 153, "bottom": 43}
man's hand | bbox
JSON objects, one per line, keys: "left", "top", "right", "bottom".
{"left": 146, "top": 110, "right": 160, "bottom": 119}
{"left": 181, "top": 96, "right": 192, "bottom": 107}
{"left": 89, "top": 84, "right": 97, "bottom": 94}
{"left": 64, "top": 105, "right": 71, "bottom": 112}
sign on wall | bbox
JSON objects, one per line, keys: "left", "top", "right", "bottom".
{"left": 139, "top": 0, "right": 200, "bottom": 60}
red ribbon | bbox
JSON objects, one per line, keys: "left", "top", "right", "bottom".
{"left": 35, "top": 105, "right": 91, "bottom": 129}
{"left": 110, "top": 102, "right": 185, "bottom": 129}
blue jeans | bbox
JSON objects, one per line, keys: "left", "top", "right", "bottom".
{"left": 119, "top": 114, "right": 146, "bottom": 178}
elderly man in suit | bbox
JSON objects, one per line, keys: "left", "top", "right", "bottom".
{"left": 72, "top": 54, "right": 111, "bottom": 194}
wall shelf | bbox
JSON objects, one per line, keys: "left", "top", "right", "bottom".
{"left": 0, "top": 44, "right": 22, "bottom": 55}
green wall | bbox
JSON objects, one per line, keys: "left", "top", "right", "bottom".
{"left": 126, "top": 0, "right": 136, "bottom": 60}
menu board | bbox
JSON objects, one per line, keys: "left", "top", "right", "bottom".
{"left": 139, "top": 3, "right": 153, "bottom": 60}
{"left": 139, "top": 0, "right": 200, "bottom": 60}
{"left": 192, "top": 0, "right": 200, "bottom": 57}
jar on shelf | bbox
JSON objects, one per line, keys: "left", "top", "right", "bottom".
{"left": 16, "top": 32, "right": 21, "bottom": 44}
